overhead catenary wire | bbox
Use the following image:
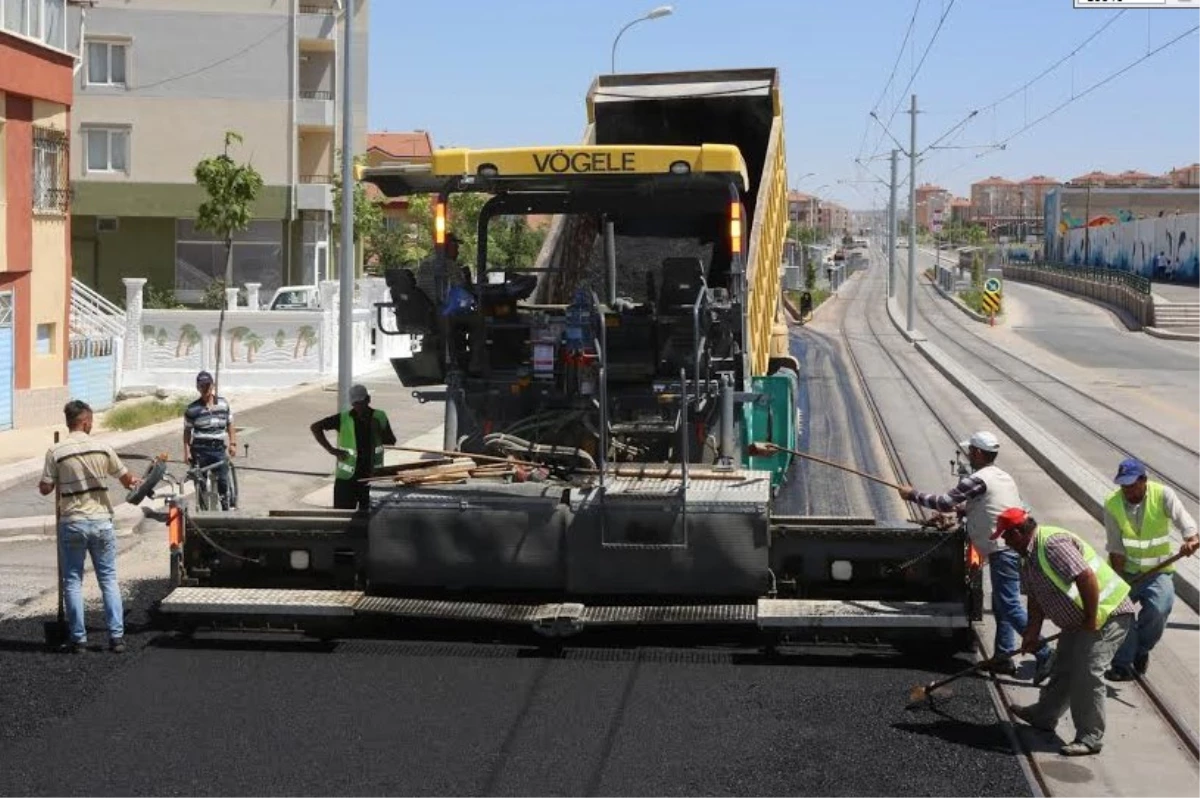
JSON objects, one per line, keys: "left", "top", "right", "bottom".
{"left": 125, "top": 19, "right": 292, "bottom": 92}
{"left": 856, "top": 0, "right": 924, "bottom": 162}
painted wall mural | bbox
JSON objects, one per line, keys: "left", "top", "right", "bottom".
{"left": 1062, "top": 213, "right": 1198, "bottom": 282}
{"left": 139, "top": 311, "right": 323, "bottom": 372}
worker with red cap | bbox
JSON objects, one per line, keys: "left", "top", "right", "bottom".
{"left": 1103, "top": 456, "right": 1199, "bottom": 682}
{"left": 992, "top": 506, "right": 1134, "bottom": 757}
{"left": 898, "top": 431, "right": 1052, "bottom": 681}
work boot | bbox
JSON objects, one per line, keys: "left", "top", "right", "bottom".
{"left": 1011, "top": 704, "right": 1056, "bottom": 732}
{"left": 1104, "top": 665, "right": 1137, "bottom": 682}
{"left": 1033, "top": 650, "right": 1056, "bottom": 686}
{"left": 59, "top": 640, "right": 86, "bottom": 654}
{"left": 1060, "top": 741, "right": 1101, "bottom": 756}
{"left": 1134, "top": 652, "right": 1149, "bottom": 676}
{"left": 109, "top": 637, "right": 126, "bottom": 654}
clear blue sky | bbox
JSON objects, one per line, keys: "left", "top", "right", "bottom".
{"left": 368, "top": 0, "right": 1200, "bottom": 208}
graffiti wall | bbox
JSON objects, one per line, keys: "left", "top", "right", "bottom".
{"left": 1062, "top": 214, "right": 1198, "bottom": 283}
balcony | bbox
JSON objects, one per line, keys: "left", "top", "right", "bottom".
{"left": 297, "top": 175, "right": 333, "bottom": 212}
{"left": 297, "top": 90, "right": 335, "bottom": 128}
{"left": 297, "top": 4, "right": 337, "bottom": 41}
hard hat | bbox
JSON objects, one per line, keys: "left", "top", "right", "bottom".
{"left": 959, "top": 431, "right": 1000, "bottom": 454}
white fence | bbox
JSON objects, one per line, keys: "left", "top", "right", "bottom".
{"left": 121, "top": 277, "right": 410, "bottom": 391}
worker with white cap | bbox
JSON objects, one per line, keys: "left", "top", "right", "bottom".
{"left": 898, "top": 430, "right": 1054, "bottom": 682}
{"left": 310, "top": 384, "right": 396, "bottom": 510}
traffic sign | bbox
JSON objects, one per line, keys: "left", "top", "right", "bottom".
{"left": 981, "top": 290, "right": 1002, "bottom": 315}
{"left": 984, "top": 276, "right": 1002, "bottom": 293}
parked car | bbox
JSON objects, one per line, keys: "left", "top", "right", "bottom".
{"left": 264, "top": 285, "right": 320, "bottom": 311}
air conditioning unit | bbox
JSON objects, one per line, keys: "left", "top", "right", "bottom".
{"left": 96, "top": 217, "right": 119, "bottom": 233}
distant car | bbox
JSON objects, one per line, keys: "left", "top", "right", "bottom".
{"left": 265, "top": 285, "right": 321, "bottom": 311}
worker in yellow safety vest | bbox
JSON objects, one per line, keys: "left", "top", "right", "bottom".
{"left": 310, "top": 384, "right": 396, "bottom": 510}
{"left": 993, "top": 507, "right": 1134, "bottom": 757}
{"left": 1103, "top": 457, "right": 1199, "bottom": 682}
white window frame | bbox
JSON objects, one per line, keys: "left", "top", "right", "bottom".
{"left": 1, "top": 0, "right": 67, "bottom": 51}
{"left": 85, "top": 38, "right": 129, "bottom": 87}
{"left": 82, "top": 126, "right": 130, "bottom": 175}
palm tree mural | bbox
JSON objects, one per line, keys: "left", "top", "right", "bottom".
{"left": 274, "top": 329, "right": 286, "bottom": 349}
{"left": 175, "top": 323, "right": 202, "bottom": 358}
{"left": 294, "top": 325, "right": 317, "bottom": 359}
{"left": 142, "top": 325, "right": 157, "bottom": 343}
{"left": 155, "top": 327, "right": 169, "bottom": 347}
{"left": 226, "top": 326, "right": 251, "bottom": 363}
{"left": 244, "top": 331, "right": 265, "bottom": 363}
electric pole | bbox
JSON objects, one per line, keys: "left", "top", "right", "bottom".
{"left": 906, "top": 95, "right": 918, "bottom": 334}
{"left": 337, "top": 0, "right": 355, "bottom": 409}
{"left": 888, "top": 148, "right": 898, "bottom": 300}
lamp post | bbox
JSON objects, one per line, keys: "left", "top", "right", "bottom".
{"left": 610, "top": 5, "right": 673, "bottom": 73}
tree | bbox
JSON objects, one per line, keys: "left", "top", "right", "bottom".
{"left": 332, "top": 151, "right": 384, "bottom": 272}
{"left": 194, "top": 131, "right": 264, "bottom": 387}
{"left": 489, "top": 216, "right": 546, "bottom": 270}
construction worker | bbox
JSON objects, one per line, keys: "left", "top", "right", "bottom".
{"left": 38, "top": 400, "right": 141, "bottom": 653}
{"left": 1103, "top": 457, "right": 1199, "bottom": 681}
{"left": 995, "top": 507, "right": 1133, "bottom": 757}
{"left": 897, "top": 430, "right": 1053, "bottom": 681}
{"left": 311, "top": 384, "right": 396, "bottom": 510}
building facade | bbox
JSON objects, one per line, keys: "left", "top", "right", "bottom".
{"left": 1, "top": 5, "right": 74, "bottom": 431}
{"left": 65, "top": 0, "right": 369, "bottom": 304}
{"left": 365, "top": 130, "right": 433, "bottom": 228}
{"left": 914, "top": 183, "right": 951, "bottom": 231}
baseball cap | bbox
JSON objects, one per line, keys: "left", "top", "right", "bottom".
{"left": 349, "top": 384, "right": 370, "bottom": 403}
{"left": 958, "top": 430, "right": 1000, "bottom": 454}
{"left": 196, "top": 370, "right": 213, "bottom": 385}
{"left": 1113, "top": 457, "right": 1147, "bottom": 486}
{"left": 991, "top": 507, "right": 1029, "bottom": 540}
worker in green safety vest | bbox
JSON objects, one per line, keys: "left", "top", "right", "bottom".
{"left": 992, "top": 507, "right": 1134, "bottom": 757}
{"left": 310, "top": 384, "right": 396, "bottom": 510}
{"left": 1103, "top": 457, "right": 1199, "bottom": 682}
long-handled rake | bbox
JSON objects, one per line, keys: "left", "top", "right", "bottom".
{"left": 906, "top": 549, "right": 1188, "bottom": 708}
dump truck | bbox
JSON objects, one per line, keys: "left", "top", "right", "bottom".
{"left": 151, "top": 69, "right": 982, "bottom": 647}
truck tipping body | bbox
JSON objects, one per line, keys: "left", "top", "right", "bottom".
{"left": 156, "top": 69, "right": 981, "bottom": 647}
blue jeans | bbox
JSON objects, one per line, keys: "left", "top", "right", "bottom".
{"left": 990, "top": 550, "right": 1050, "bottom": 662}
{"left": 193, "top": 445, "right": 233, "bottom": 509}
{"left": 1113, "top": 571, "right": 1174, "bottom": 669}
{"left": 59, "top": 517, "right": 124, "bottom": 644}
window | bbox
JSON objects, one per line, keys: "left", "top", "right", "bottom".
{"left": 36, "top": 323, "right": 55, "bottom": 355}
{"left": 86, "top": 40, "right": 128, "bottom": 87}
{"left": 175, "top": 219, "right": 284, "bottom": 297}
{"left": 1, "top": 0, "right": 66, "bottom": 49}
{"left": 32, "top": 127, "right": 69, "bottom": 212}
{"left": 83, "top": 127, "right": 129, "bottom": 174}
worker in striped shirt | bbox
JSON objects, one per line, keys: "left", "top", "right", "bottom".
{"left": 1103, "top": 457, "right": 1198, "bottom": 682}
{"left": 38, "top": 400, "right": 141, "bottom": 653}
{"left": 995, "top": 507, "right": 1134, "bottom": 757}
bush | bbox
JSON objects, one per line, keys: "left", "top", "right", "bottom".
{"left": 201, "top": 279, "right": 247, "bottom": 310}
{"left": 958, "top": 288, "right": 986, "bottom": 314}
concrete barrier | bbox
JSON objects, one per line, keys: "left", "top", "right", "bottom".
{"left": 1003, "top": 264, "right": 1155, "bottom": 328}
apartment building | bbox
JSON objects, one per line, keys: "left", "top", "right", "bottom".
{"left": 914, "top": 183, "right": 951, "bottom": 231}
{"left": 365, "top": 130, "right": 434, "bottom": 229}
{"left": 1, "top": 3, "right": 74, "bottom": 431}
{"left": 66, "top": 0, "right": 369, "bottom": 303}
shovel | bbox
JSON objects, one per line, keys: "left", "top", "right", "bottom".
{"left": 43, "top": 430, "right": 68, "bottom": 648}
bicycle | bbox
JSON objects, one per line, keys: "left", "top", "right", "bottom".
{"left": 186, "top": 457, "right": 239, "bottom": 511}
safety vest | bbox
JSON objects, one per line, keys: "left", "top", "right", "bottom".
{"left": 1035, "top": 525, "right": 1130, "bottom": 628}
{"left": 1106, "top": 482, "right": 1174, "bottom": 574}
{"left": 334, "top": 409, "right": 388, "bottom": 481}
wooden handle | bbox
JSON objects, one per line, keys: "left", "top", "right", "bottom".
{"left": 750, "top": 442, "right": 904, "bottom": 490}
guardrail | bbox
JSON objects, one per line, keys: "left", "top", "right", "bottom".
{"left": 1003, "top": 262, "right": 1155, "bottom": 327}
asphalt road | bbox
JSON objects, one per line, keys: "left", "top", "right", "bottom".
{"left": 0, "top": 275, "right": 1034, "bottom": 797}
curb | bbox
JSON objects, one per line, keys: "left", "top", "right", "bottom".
{"left": 885, "top": 297, "right": 1200, "bottom": 613}
{"left": 1144, "top": 326, "right": 1200, "bottom": 342}
{"left": 929, "top": 276, "right": 1001, "bottom": 325}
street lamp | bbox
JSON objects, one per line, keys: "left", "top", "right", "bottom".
{"left": 610, "top": 5, "right": 673, "bottom": 74}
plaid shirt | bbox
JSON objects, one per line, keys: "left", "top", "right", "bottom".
{"left": 910, "top": 474, "right": 987, "bottom": 513}
{"left": 1021, "top": 528, "right": 1134, "bottom": 629}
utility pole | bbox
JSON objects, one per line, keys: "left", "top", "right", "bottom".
{"left": 906, "top": 94, "right": 917, "bottom": 334}
{"left": 888, "top": 148, "right": 898, "bottom": 300}
{"left": 337, "top": 0, "right": 354, "bottom": 409}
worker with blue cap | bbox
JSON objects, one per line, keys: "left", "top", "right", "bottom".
{"left": 1103, "top": 456, "right": 1198, "bottom": 681}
